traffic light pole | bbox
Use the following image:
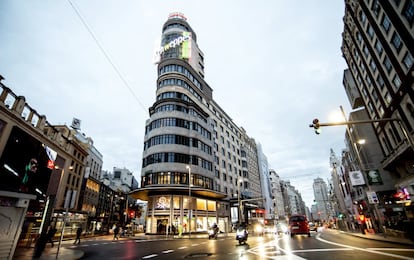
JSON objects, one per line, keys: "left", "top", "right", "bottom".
{"left": 309, "top": 117, "right": 414, "bottom": 152}
{"left": 310, "top": 108, "right": 414, "bottom": 234}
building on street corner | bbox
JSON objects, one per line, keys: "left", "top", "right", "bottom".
{"left": 129, "top": 13, "right": 265, "bottom": 234}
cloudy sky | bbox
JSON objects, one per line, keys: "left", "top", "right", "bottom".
{"left": 0, "top": 0, "right": 352, "bottom": 208}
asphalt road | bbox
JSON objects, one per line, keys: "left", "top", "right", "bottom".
{"left": 67, "top": 230, "right": 414, "bottom": 260}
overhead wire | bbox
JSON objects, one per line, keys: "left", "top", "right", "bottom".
{"left": 67, "top": 0, "right": 147, "bottom": 112}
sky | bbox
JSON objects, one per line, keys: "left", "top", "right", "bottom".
{"left": 0, "top": 0, "right": 352, "bottom": 208}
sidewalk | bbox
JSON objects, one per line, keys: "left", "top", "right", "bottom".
{"left": 12, "top": 231, "right": 226, "bottom": 259}
{"left": 335, "top": 229, "right": 414, "bottom": 246}
{"left": 13, "top": 246, "right": 84, "bottom": 260}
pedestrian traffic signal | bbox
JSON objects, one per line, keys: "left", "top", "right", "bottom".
{"left": 359, "top": 214, "right": 365, "bottom": 222}
{"left": 312, "top": 118, "right": 322, "bottom": 135}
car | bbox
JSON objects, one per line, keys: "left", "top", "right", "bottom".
{"left": 309, "top": 222, "right": 317, "bottom": 232}
{"left": 276, "top": 223, "right": 288, "bottom": 235}
{"left": 289, "top": 215, "right": 310, "bottom": 237}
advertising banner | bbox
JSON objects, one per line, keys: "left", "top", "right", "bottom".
{"left": 349, "top": 170, "right": 366, "bottom": 186}
{"left": 366, "top": 170, "right": 383, "bottom": 185}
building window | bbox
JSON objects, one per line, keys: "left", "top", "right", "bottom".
{"left": 372, "top": 89, "right": 379, "bottom": 103}
{"left": 360, "top": 11, "right": 367, "bottom": 24}
{"left": 385, "top": 93, "right": 392, "bottom": 106}
{"left": 379, "top": 107, "right": 385, "bottom": 117}
{"left": 357, "top": 31, "right": 362, "bottom": 44}
{"left": 381, "top": 14, "right": 391, "bottom": 34}
{"left": 403, "top": 52, "right": 413, "bottom": 69}
{"left": 392, "top": 74, "right": 402, "bottom": 90}
{"left": 363, "top": 45, "right": 369, "bottom": 57}
{"left": 370, "top": 60, "right": 377, "bottom": 72}
{"left": 372, "top": 0, "right": 381, "bottom": 17}
{"left": 403, "top": 1, "right": 414, "bottom": 25}
{"left": 377, "top": 75, "right": 385, "bottom": 90}
{"left": 391, "top": 32, "right": 402, "bottom": 53}
{"left": 367, "top": 25, "right": 375, "bottom": 39}
{"left": 375, "top": 40, "right": 383, "bottom": 56}
{"left": 384, "top": 57, "right": 392, "bottom": 73}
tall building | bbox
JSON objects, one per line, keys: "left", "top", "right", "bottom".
{"left": 313, "top": 177, "right": 331, "bottom": 222}
{"left": 341, "top": 0, "right": 414, "bottom": 233}
{"left": 257, "top": 143, "right": 272, "bottom": 219}
{"left": 130, "top": 13, "right": 262, "bottom": 234}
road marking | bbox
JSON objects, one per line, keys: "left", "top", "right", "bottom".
{"left": 162, "top": 250, "right": 174, "bottom": 254}
{"left": 142, "top": 254, "right": 158, "bottom": 259}
{"left": 367, "top": 248, "right": 414, "bottom": 252}
{"left": 316, "top": 234, "right": 414, "bottom": 259}
{"left": 248, "top": 240, "right": 306, "bottom": 259}
{"left": 191, "top": 243, "right": 199, "bottom": 246}
{"left": 178, "top": 246, "right": 187, "bottom": 249}
{"left": 291, "top": 248, "right": 352, "bottom": 253}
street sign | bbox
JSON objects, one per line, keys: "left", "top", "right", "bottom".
{"left": 366, "top": 191, "right": 379, "bottom": 204}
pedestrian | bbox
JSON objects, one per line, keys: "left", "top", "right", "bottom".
{"left": 46, "top": 226, "right": 57, "bottom": 247}
{"left": 177, "top": 224, "right": 183, "bottom": 238}
{"left": 113, "top": 225, "right": 120, "bottom": 240}
{"left": 74, "top": 226, "right": 82, "bottom": 244}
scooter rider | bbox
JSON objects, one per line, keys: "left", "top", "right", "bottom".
{"left": 236, "top": 223, "right": 248, "bottom": 244}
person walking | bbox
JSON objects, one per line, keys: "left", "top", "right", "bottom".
{"left": 113, "top": 225, "right": 120, "bottom": 240}
{"left": 177, "top": 224, "right": 183, "bottom": 238}
{"left": 74, "top": 226, "right": 82, "bottom": 244}
{"left": 46, "top": 226, "right": 57, "bottom": 247}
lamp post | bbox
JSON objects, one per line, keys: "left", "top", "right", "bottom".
{"left": 237, "top": 178, "right": 243, "bottom": 225}
{"left": 186, "top": 165, "right": 191, "bottom": 238}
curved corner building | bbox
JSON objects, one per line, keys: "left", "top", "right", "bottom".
{"left": 130, "top": 13, "right": 264, "bottom": 234}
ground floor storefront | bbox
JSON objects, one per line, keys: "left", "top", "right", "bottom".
{"left": 144, "top": 194, "right": 229, "bottom": 234}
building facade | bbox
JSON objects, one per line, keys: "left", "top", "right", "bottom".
{"left": 313, "top": 177, "right": 331, "bottom": 222}
{"left": 341, "top": 0, "right": 414, "bottom": 236}
{"left": 0, "top": 81, "right": 92, "bottom": 240}
{"left": 130, "top": 13, "right": 263, "bottom": 234}
{"left": 268, "top": 169, "right": 286, "bottom": 221}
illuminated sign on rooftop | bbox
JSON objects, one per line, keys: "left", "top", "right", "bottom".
{"left": 153, "top": 32, "right": 191, "bottom": 64}
{"left": 168, "top": 12, "right": 187, "bottom": 21}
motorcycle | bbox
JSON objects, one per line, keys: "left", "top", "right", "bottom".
{"left": 208, "top": 226, "right": 219, "bottom": 239}
{"left": 235, "top": 227, "right": 248, "bottom": 245}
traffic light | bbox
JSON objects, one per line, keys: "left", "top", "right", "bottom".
{"left": 359, "top": 214, "right": 365, "bottom": 222}
{"left": 312, "top": 118, "right": 322, "bottom": 135}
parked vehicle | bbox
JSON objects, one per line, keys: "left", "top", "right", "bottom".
{"left": 289, "top": 215, "right": 310, "bottom": 237}
{"left": 235, "top": 226, "right": 248, "bottom": 245}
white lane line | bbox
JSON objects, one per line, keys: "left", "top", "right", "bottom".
{"left": 291, "top": 248, "right": 353, "bottom": 253}
{"left": 142, "top": 254, "right": 158, "bottom": 259}
{"left": 162, "top": 250, "right": 174, "bottom": 254}
{"left": 316, "top": 234, "right": 414, "bottom": 260}
{"left": 191, "top": 243, "right": 199, "bottom": 246}
{"left": 178, "top": 246, "right": 187, "bottom": 249}
{"left": 367, "top": 248, "right": 414, "bottom": 252}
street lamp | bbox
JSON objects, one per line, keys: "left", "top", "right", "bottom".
{"left": 237, "top": 178, "right": 243, "bottom": 225}
{"left": 186, "top": 165, "right": 191, "bottom": 238}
